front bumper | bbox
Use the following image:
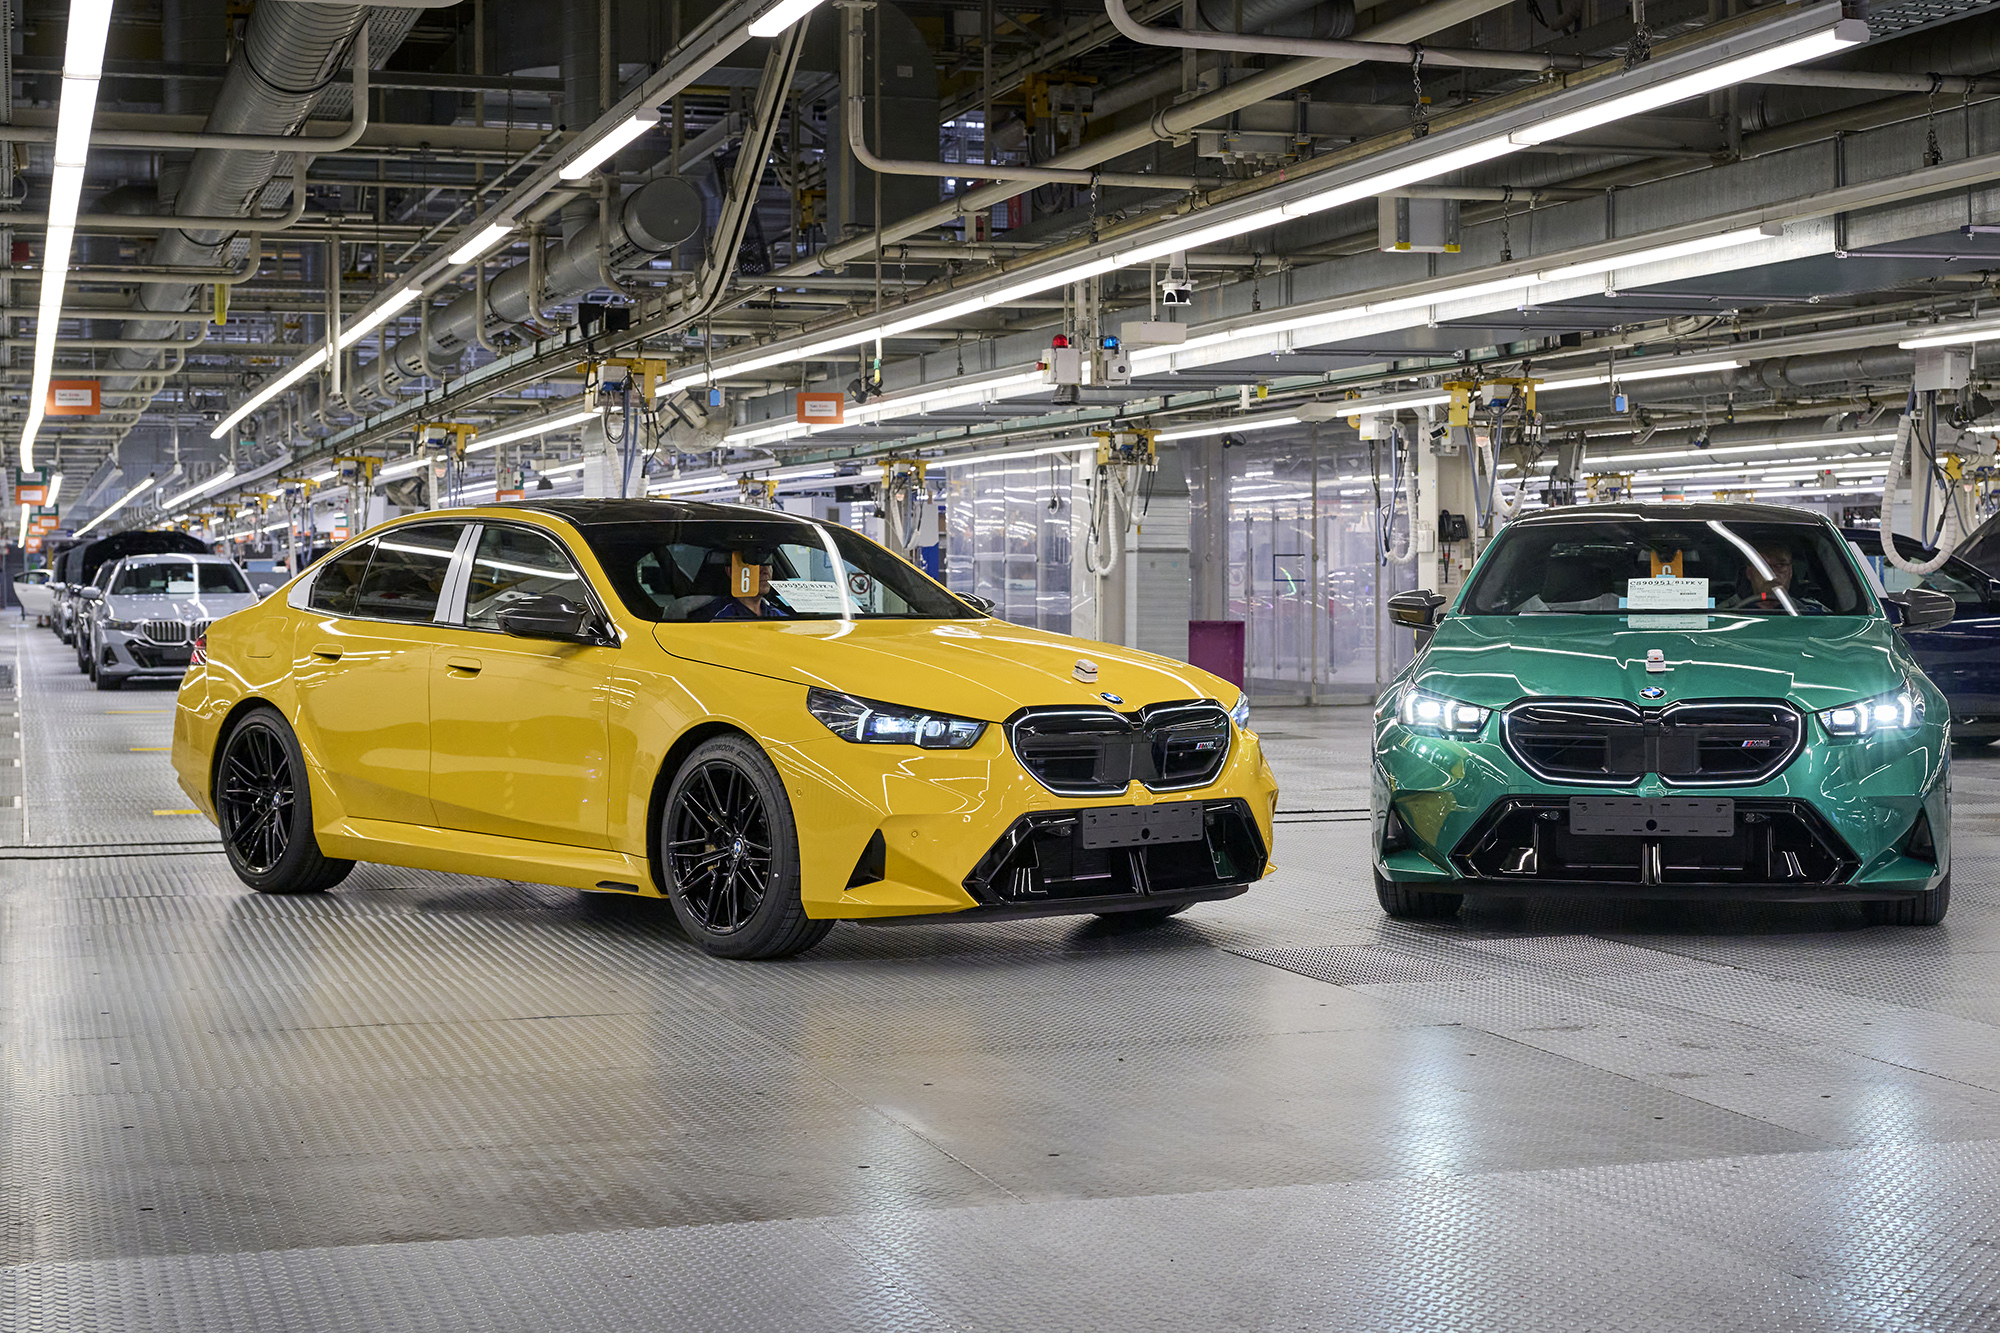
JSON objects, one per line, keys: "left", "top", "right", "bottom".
{"left": 1372, "top": 712, "right": 1949, "bottom": 902}
{"left": 780, "top": 724, "right": 1280, "bottom": 920}
{"left": 97, "top": 629, "right": 198, "bottom": 679}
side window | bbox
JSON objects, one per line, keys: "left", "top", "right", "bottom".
{"left": 309, "top": 542, "right": 373, "bottom": 617}
{"left": 353, "top": 525, "right": 462, "bottom": 623}
{"left": 464, "top": 526, "right": 592, "bottom": 630}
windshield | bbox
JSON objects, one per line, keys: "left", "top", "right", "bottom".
{"left": 110, "top": 561, "right": 251, "bottom": 596}
{"left": 579, "top": 517, "right": 978, "bottom": 622}
{"left": 1462, "top": 518, "right": 1871, "bottom": 616}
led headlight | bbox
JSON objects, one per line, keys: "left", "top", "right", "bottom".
{"left": 1819, "top": 683, "right": 1924, "bottom": 737}
{"left": 806, "top": 687, "right": 987, "bottom": 749}
{"left": 1229, "top": 692, "right": 1250, "bottom": 729}
{"left": 1399, "top": 686, "right": 1490, "bottom": 736}
{"left": 101, "top": 617, "right": 138, "bottom": 631}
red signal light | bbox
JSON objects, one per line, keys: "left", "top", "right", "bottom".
{"left": 1051, "top": 334, "right": 1070, "bottom": 348}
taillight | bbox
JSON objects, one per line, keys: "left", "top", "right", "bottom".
{"left": 190, "top": 633, "right": 206, "bottom": 666}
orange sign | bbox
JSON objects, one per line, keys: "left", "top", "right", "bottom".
{"left": 495, "top": 489, "right": 526, "bottom": 501}
{"left": 797, "top": 393, "right": 845, "bottom": 425}
{"left": 331, "top": 527, "right": 350, "bottom": 542}
{"left": 15, "top": 484, "right": 44, "bottom": 505}
{"left": 46, "top": 381, "right": 99, "bottom": 416}
{"left": 25, "top": 535, "right": 41, "bottom": 553}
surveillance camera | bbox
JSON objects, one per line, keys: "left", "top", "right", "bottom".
{"left": 1160, "top": 279, "right": 1193, "bottom": 306}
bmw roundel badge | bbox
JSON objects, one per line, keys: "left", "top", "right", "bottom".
{"left": 1100, "top": 692, "right": 1124, "bottom": 705}
{"left": 1640, "top": 685, "right": 1666, "bottom": 699}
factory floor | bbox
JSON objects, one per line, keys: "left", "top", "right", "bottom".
{"left": 5, "top": 619, "right": 1999, "bottom": 1330}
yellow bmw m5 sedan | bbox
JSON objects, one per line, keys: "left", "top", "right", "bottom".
{"left": 173, "top": 500, "right": 1278, "bottom": 958}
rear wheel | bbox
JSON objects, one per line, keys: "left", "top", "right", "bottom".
{"left": 1375, "top": 869, "right": 1463, "bottom": 919}
{"left": 214, "top": 706, "right": 353, "bottom": 895}
{"left": 1863, "top": 875, "right": 1950, "bottom": 927}
{"left": 661, "top": 736, "right": 831, "bottom": 960}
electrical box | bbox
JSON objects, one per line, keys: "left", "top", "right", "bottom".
{"left": 1354, "top": 413, "right": 1389, "bottom": 441}
{"left": 1915, "top": 348, "right": 1973, "bottom": 392}
{"left": 1100, "top": 349, "right": 1132, "bottom": 385}
{"left": 1378, "top": 196, "right": 1461, "bottom": 254}
{"left": 1119, "top": 321, "right": 1187, "bottom": 348}
{"left": 1044, "top": 345, "right": 1083, "bottom": 386}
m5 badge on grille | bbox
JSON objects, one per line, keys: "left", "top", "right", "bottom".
{"left": 1079, "top": 801, "right": 1205, "bottom": 849}
{"left": 1569, "top": 796, "right": 1734, "bottom": 838}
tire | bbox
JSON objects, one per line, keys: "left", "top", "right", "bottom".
{"left": 78, "top": 633, "right": 91, "bottom": 674}
{"left": 1863, "top": 874, "right": 1950, "bottom": 927}
{"left": 660, "top": 735, "right": 832, "bottom": 960}
{"left": 1375, "top": 869, "right": 1464, "bottom": 919}
{"left": 214, "top": 706, "right": 354, "bottom": 895}
{"left": 94, "top": 670, "right": 122, "bottom": 692}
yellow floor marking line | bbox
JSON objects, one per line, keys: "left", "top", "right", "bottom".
{"left": 152, "top": 809, "right": 200, "bottom": 817}
{"left": 128, "top": 746, "right": 171, "bottom": 753}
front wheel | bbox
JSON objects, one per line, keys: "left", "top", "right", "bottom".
{"left": 1863, "top": 875, "right": 1950, "bottom": 927}
{"left": 661, "top": 736, "right": 832, "bottom": 960}
{"left": 1375, "top": 869, "right": 1463, "bottom": 919}
{"left": 215, "top": 706, "right": 353, "bottom": 895}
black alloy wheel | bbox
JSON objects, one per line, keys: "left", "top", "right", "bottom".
{"left": 214, "top": 707, "right": 353, "bottom": 894}
{"left": 661, "top": 736, "right": 832, "bottom": 960}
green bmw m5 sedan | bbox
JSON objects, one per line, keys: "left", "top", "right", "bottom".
{"left": 1373, "top": 503, "right": 1956, "bottom": 925}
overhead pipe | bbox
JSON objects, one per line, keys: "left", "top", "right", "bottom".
{"left": 781, "top": 0, "right": 1519, "bottom": 279}
{"left": 1103, "top": 0, "right": 1585, "bottom": 72}
{"left": 8, "top": 165, "right": 309, "bottom": 233}
{"left": 0, "top": 33, "right": 368, "bottom": 155}
{"left": 841, "top": 3, "right": 1198, "bottom": 191}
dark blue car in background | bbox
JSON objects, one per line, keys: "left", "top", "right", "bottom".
{"left": 1845, "top": 526, "right": 2000, "bottom": 745}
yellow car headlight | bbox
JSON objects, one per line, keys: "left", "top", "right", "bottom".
{"left": 806, "top": 687, "right": 987, "bottom": 749}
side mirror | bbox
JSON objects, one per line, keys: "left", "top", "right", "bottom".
{"left": 77, "top": 586, "right": 103, "bottom": 602}
{"left": 498, "top": 594, "right": 607, "bottom": 644}
{"left": 255, "top": 582, "right": 277, "bottom": 598}
{"left": 1892, "top": 588, "right": 1957, "bottom": 632}
{"left": 959, "top": 593, "right": 997, "bottom": 615}
{"left": 1387, "top": 589, "right": 1448, "bottom": 630}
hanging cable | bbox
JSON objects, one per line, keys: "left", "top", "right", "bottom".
{"left": 1882, "top": 389, "right": 1968, "bottom": 575}
{"left": 1379, "top": 422, "right": 1419, "bottom": 567}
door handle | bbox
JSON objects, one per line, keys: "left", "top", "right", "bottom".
{"left": 311, "top": 644, "right": 343, "bottom": 661}
{"left": 445, "top": 656, "right": 483, "bottom": 674}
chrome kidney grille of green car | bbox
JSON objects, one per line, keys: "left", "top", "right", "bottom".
{"left": 1502, "top": 700, "right": 1804, "bottom": 787}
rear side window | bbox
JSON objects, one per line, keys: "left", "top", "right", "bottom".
{"left": 309, "top": 542, "right": 373, "bottom": 617}
{"left": 463, "top": 525, "right": 592, "bottom": 629}
{"left": 353, "top": 525, "right": 462, "bottom": 623}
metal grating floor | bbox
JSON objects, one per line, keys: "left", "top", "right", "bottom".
{"left": 7, "top": 622, "right": 2000, "bottom": 1329}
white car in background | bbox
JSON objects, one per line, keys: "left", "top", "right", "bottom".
{"left": 77, "top": 554, "right": 268, "bottom": 691}
{"left": 13, "top": 568, "right": 52, "bottom": 621}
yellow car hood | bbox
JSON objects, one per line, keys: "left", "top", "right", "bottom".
{"left": 652, "top": 619, "right": 1230, "bottom": 720}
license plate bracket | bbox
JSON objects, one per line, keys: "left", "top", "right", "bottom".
{"left": 1568, "top": 796, "right": 1734, "bottom": 838}
{"left": 1079, "top": 801, "right": 1206, "bottom": 849}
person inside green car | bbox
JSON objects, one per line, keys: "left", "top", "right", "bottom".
{"left": 1719, "top": 541, "right": 1830, "bottom": 614}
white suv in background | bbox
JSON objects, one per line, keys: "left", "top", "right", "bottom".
{"left": 78, "top": 554, "right": 268, "bottom": 691}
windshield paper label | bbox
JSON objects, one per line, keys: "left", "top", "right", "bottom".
{"left": 771, "top": 579, "right": 847, "bottom": 613}
{"left": 1626, "top": 614, "right": 1711, "bottom": 630}
{"left": 1622, "top": 577, "right": 1712, "bottom": 610}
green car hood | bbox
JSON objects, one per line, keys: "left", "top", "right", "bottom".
{"left": 1413, "top": 614, "right": 1910, "bottom": 712}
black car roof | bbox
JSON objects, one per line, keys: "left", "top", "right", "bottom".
{"left": 488, "top": 498, "right": 817, "bottom": 528}
{"left": 1507, "top": 502, "right": 1833, "bottom": 528}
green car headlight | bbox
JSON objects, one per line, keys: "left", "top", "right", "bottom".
{"left": 1819, "top": 683, "right": 1924, "bottom": 737}
{"left": 1399, "top": 686, "right": 1490, "bottom": 736}
{"left": 806, "top": 687, "right": 987, "bottom": 749}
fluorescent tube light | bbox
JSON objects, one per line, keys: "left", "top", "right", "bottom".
{"left": 75, "top": 475, "right": 157, "bottom": 537}
{"left": 1511, "top": 21, "right": 1867, "bottom": 146}
{"left": 1279, "top": 137, "right": 1517, "bottom": 220}
{"left": 465, "top": 407, "right": 601, "bottom": 453}
{"left": 16, "top": 506, "right": 27, "bottom": 547}
{"left": 447, "top": 221, "right": 515, "bottom": 266}
{"left": 209, "top": 353, "right": 325, "bottom": 438}
{"left": 46, "top": 473, "right": 63, "bottom": 508}
{"left": 559, "top": 108, "right": 661, "bottom": 180}
{"left": 64, "top": 0, "right": 114, "bottom": 78}
{"left": 1155, "top": 415, "right": 1302, "bottom": 442}
{"left": 378, "top": 454, "right": 438, "bottom": 480}
{"left": 1535, "top": 228, "right": 1775, "bottom": 283}
{"left": 1900, "top": 323, "right": 2000, "bottom": 349}
{"left": 540, "top": 460, "right": 589, "bottom": 476}
{"left": 53, "top": 78, "right": 98, "bottom": 165}
{"left": 337, "top": 286, "right": 422, "bottom": 349}
{"left": 928, "top": 443, "right": 1098, "bottom": 470}
{"left": 162, "top": 466, "right": 238, "bottom": 512}
{"left": 748, "top": 0, "right": 828, "bottom": 37}
{"left": 1538, "top": 358, "right": 1745, "bottom": 392}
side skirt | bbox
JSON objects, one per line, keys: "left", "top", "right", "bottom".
{"left": 318, "top": 817, "right": 660, "bottom": 895}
